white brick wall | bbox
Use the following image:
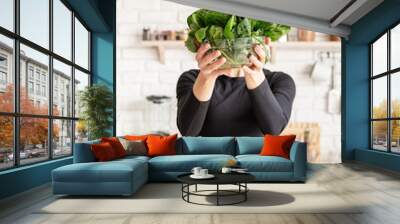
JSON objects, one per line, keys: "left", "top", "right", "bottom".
{"left": 116, "top": 0, "right": 342, "bottom": 163}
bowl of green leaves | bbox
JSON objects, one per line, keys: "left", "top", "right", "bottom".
{"left": 185, "top": 9, "right": 290, "bottom": 68}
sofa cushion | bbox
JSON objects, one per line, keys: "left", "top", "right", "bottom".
{"left": 101, "top": 137, "right": 127, "bottom": 158}
{"left": 260, "top": 134, "right": 296, "bottom": 159}
{"left": 74, "top": 140, "right": 100, "bottom": 163}
{"left": 91, "top": 142, "right": 118, "bottom": 161}
{"left": 147, "top": 134, "right": 177, "bottom": 157}
{"left": 235, "top": 137, "right": 263, "bottom": 155}
{"left": 177, "top": 137, "right": 235, "bottom": 155}
{"left": 118, "top": 138, "right": 147, "bottom": 156}
{"left": 236, "top": 155, "right": 293, "bottom": 172}
{"left": 149, "top": 154, "right": 235, "bottom": 172}
{"left": 53, "top": 158, "right": 147, "bottom": 183}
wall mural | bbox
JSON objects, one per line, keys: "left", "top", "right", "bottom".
{"left": 116, "top": 0, "right": 341, "bottom": 163}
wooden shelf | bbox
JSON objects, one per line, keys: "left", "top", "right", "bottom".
{"left": 140, "top": 41, "right": 184, "bottom": 63}
{"left": 140, "top": 40, "right": 341, "bottom": 64}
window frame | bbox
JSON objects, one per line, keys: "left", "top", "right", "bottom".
{"left": 370, "top": 20, "right": 400, "bottom": 154}
{"left": 0, "top": 53, "right": 7, "bottom": 87}
{"left": 0, "top": 0, "right": 91, "bottom": 171}
{"left": 0, "top": 71, "right": 7, "bottom": 85}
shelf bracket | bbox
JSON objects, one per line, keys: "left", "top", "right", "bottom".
{"left": 157, "top": 45, "right": 166, "bottom": 64}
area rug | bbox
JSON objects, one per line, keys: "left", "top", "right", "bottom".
{"left": 37, "top": 183, "right": 362, "bottom": 214}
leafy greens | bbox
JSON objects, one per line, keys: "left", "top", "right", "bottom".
{"left": 185, "top": 9, "right": 291, "bottom": 53}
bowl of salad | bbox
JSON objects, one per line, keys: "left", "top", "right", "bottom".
{"left": 211, "top": 36, "right": 270, "bottom": 68}
{"left": 185, "top": 9, "right": 290, "bottom": 68}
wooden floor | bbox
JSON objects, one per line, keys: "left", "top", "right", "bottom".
{"left": 1, "top": 162, "right": 400, "bottom": 224}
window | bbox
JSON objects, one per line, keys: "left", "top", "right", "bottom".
{"left": 391, "top": 24, "right": 400, "bottom": 69}
{"left": 0, "top": 35, "right": 13, "bottom": 113}
{"left": 372, "top": 34, "right": 387, "bottom": 76}
{"left": 75, "top": 120, "right": 88, "bottom": 143}
{"left": 35, "top": 84, "right": 40, "bottom": 95}
{"left": 0, "top": 54, "right": 7, "bottom": 67}
{"left": 75, "top": 18, "right": 89, "bottom": 70}
{"left": 0, "top": 116, "right": 14, "bottom": 170}
{"left": 0, "top": 0, "right": 91, "bottom": 170}
{"left": 0, "top": 71, "right": 7, "bottom": 84}
{"left": 19, "top": 117, "right": 49, "bottom": 165}
{"left": 0, "top": 0, "right": 14, "bottom": 31}
{"left": 21, "top": 45, "right": 50, "bottom": 117}
{"left": 74, "top": 69, "right": 89, "bottom": 142}
{"left": 20, "top": 0, "right": 49, "bottom": 48}
{"left": 28, "top": 67, "right": 34, "bottom": 80}
{"left": 0, "top": 53, "right": 7, "bottom": 88}
{"left": 0, "top": 71, "right": 7, "bottom": 92}
{"left": 74, "top": 69, "right": 89, "bottom": 118}
{"left": 42, "top": 85, "right": 46, "bottom": 97}
{"left": 53, "top": 59, "right": 71, "bottom": 117}
{"left": 28, "top": 81, "right": 34, "bottom": 94}
{"left": 370, "top": 23, "right": 400, "bottom": 154}
{"left": 35, "top": 70, "right": 41, "bottom": 81}
{"left": 53, "top": 119, "right": 72, "bottom": 158}
{"left": 53, "top": 0, "right": 72, "bottom": 60}
{"left": 0, "top": 53, "right": 8, "bottom": 90}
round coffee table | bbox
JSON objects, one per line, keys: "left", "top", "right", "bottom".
{"left": 177, "top": 173, "right": 255, "bottom": 206}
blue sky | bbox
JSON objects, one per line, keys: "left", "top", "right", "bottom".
{"left": 0, "top": 0, "right": 89, "bottom": 71}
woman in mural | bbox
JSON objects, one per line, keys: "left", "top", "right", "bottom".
{"left": 176, "top": 40, "right": 296, "bottom": 137}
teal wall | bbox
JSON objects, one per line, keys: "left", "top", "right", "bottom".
{"left": 342, "top": 0, "right": 400, "bottom": 171}
{"left": 0, "top": 0, "right": 116, "bottom": 200}
{"left": 0, "top": 158, "right": 72, "bottom": 199}
{"left": 355, "top": 149, "right": 400, "bottom": 172}
{"left": 342, "top": 42, "right": 370, "bottom": 160}
{"left": 92, "top": 33, "right": 114, "bottom": 88}
{"left": 90, "top": 0, "right": 116, "bottom": 135}
{"left": 91, "top": 32, "right": 115, "bottom": 135}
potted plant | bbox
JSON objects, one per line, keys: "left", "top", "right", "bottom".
{"left": 184, "top": 9, "right": 290, "bottom": 68}
{"left": 79, "top": 84, "right": 113, "bottom": 140}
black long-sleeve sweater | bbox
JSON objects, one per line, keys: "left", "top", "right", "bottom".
{"left": 176, "top": 69, "right": 296, "bottom": 137}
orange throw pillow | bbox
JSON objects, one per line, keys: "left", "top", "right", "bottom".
{"left": 260, "top": 134, "right": 296, "bottom": 159}
{"left": 146, "top": 134, "right": 177, "bottom": 157}
{"left": 91, "top": 142, "right": 117, "bottom": 162}
{"left": 101, "top": 137, "right": 126, "bottom": 158}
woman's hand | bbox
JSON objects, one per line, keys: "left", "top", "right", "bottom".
{"left": 192, "top": 43, "right": 233, "bottom": 102}
{"left": 196, "top": 43, "right": 233, "bottom": 80}
{"left": 242, "top": 42, "right": 268, "bottom": 90}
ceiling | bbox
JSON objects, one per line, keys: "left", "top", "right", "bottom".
{"left": 66, "top": 0, "right": 114, "bottom": 32}
{"left": 166, "top": 0, "right": 384, "bottom": 37}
